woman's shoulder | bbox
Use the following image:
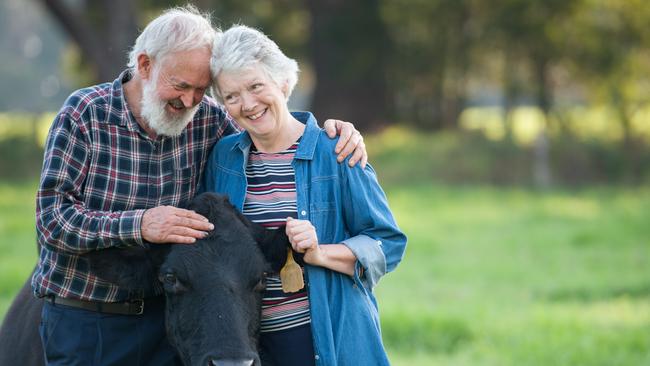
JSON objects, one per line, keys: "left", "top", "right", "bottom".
{"left": 215, "top": 131, "right": 245, "bottom": 150}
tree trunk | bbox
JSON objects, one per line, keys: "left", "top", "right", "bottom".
{"left": 306, "top": 0, "right": 391, "bottom": 132}
{"left": 532, "top": 57, "right": 552, "bottom": 188}
{"left": 39, "top": 0, "right": 138, "bottom": 82}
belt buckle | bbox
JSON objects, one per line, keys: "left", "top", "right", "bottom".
{"left": 130, "top": 299, "right": 144, "bottom": 315}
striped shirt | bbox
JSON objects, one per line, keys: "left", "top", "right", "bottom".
{"left": 32, "top": 70, "right": 240, "bottom": 302}
{"left": 243, "top": 142, "right": 311, "bottom": 333}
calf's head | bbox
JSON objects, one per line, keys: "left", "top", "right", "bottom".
{"left": 162, "top": 193, "right": 284, "bottom": 366}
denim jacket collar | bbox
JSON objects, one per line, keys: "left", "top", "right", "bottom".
{"left": 230, "top": 111, "right": 320, "bottom": 160}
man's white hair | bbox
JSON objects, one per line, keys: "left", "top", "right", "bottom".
{"left": 210, "top": 25, "right": 299, "bottom": 104}
{"left": 127, "top": 5, "right": 215, "bottom": 72}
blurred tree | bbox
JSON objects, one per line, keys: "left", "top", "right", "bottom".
{"left": 563, "top": 0, "right": 650, "bottom": 181}
{"left": 478, "top": 0, "right": 580, "bottom": 187}
{"left": 567, "top": 0, "right": 650, "bottom": 143}
{"left": 0, "top": 0, "right": 72, "bottom": 111}
{"left": 306, "top": 0, "right": 392, "bottom": 131}
{"left": 382, "top": 0, "right": 476, "bottom": 130}
{"left": 38, "top": 0, "right": 139, "bottom": 83}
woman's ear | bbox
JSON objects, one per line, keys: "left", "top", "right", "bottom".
{"left": 281, "top": 81, "right": 290, "bottom": 99}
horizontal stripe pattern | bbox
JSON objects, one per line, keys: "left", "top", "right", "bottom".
{"left": 243, "top": 142, "right": 311, "bottom": 333}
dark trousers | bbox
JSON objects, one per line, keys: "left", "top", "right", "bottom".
{"left": 259, "top": 323, "right": 316, "bottom": 366}
{"left": 39, "top": 296, "right": 180, "bottom": 366}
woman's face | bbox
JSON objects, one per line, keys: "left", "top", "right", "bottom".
{"left": 216, "top": 65, "right": 290, "bottom": 141}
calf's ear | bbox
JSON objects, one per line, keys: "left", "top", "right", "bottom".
{"left": 250, "top": 225, "right": 305, "bottom": 272}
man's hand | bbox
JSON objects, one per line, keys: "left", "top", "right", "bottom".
{"left": 141, "top": 206, "right": 214, "bottom": 244}
{"left": 323, "top": 119, "right": 368, "bottom": 168}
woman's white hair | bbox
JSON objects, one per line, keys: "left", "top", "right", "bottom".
{"left": 127, "top": 5, "right": 216, "bottom": 72}
{"left": 210, "top": 25, "right": 299, "bottom": 104}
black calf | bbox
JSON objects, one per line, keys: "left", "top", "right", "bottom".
{"left": 0, "top": 193, "right": 296, "bottom": 366}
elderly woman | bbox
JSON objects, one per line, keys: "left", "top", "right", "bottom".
{"left": 204, "top": 25, "right": 406, "bottom": 366}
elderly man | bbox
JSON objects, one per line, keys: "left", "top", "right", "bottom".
{"left": 33, "top": 5, "right": 366, "bottom": 365}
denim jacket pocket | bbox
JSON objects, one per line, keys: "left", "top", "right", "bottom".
{"left": 309, "top": 201, "right": 337, "bottom": 242}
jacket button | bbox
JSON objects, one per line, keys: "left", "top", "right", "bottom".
{"left": 315, "top": 355, "right": 320, "bottom": 361}
{"left": 301, "top": 210, "right": 307, "bottom": 216}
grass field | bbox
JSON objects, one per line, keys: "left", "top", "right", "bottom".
{"left": 1, "top": 180, "right": 649, "bottom": 365}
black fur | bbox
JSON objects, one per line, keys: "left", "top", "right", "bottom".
{"left": 0, "top": 192, "right": 296, "bottom": 366}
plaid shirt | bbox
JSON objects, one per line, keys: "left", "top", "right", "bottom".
{"left": 32, "top": 71, "right": 240, "bottom": 302}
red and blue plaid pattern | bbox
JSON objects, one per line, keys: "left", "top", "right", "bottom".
{"left": 32, "top": 71, "right": 240, "bottom": 302}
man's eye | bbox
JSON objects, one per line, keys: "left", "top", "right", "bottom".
{"left": 174, "top": 83, "right": 191, "bottom": 91}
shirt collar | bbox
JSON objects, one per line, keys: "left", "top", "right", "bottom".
{"left": 114, "top": 69, "right": 141, "bottom": 133}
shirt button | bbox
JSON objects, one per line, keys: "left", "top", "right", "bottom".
{"left": 301, "top": 210, "right": 307, "bottom": 216}
{"left": 315, "top": 355, "right": 320, "bottom": 361}
{"left": 377, "top": 240, "right": 383, "bottom": 246}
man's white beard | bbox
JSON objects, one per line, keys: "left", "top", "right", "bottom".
{"left": 140, "top": 77, "right": 200, "bottom": 137}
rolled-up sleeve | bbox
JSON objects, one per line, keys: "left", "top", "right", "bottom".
{"left": 340, "top": 162, "right": 407, "bottom": 291}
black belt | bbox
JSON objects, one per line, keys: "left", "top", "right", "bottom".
{"left": 46, "top": 296, "right": 145, "bottom": 315}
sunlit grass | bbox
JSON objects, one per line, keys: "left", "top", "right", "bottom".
{"left": 378, "top": 184, "right": 650, "bottom": 366}
{"left": 0, "top": 181, "right": 38, "bottom": 316}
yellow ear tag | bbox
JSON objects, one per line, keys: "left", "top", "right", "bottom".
{"left": 280, "top": 248, "right": 304, "bottom": 293}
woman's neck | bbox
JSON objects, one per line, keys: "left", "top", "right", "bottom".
{"left": 251, "top": 115, "right": 305, "bottom": 153}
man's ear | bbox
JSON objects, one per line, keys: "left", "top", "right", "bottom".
{"left": 137, "top": 53, "right": 153, "bottom": 80}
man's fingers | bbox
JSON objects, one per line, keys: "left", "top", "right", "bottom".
{"left": 148, "top": 225, "right": 208, "bottom": 245}
{"left": 162, "top": 235, "right": 197, "bottom": 245}
{"left": 347, "top": 139, "right": 367, "bottom": 168}
{"left": 142, "top": 206, "right": 213, "bottom": 244}
{"left": 173, "top": 225, "right": 210, "bottom": 239}
{"left": 334, "top": 121, "right": 353, "bottom": 154}
{"left": 173, "top": 208, "right": 211, "bottom": 223}
{"left": 337, "top": 130, "right": 361, "bottom": 163}
{"left": 175, "top": 214, "right": 214, "bottom": 231}
{"left": 323, "top": 119, "right": 339, "bottom": 139}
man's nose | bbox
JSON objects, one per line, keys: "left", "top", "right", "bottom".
{"left": 180, "top": 89, "right": 204, "bottom": 108}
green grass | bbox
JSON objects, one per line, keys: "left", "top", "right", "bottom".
{"left": 0, "top": 181, "right": 38, "bottom": 316}
{"left": 377, "top": 184, "right": 650, "bottom": 365}
{"left": 1, "top": 181, "right": 649, "bottom": 365}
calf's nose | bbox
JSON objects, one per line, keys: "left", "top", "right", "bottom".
{"left": 210, "top": 359, "right": 254, "bottom": 366}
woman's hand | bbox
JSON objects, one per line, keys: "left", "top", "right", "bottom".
{"left": 285, "top": 217, "right": 323, "bottom": 266}
{"left": 285, "top": 217, "right": 357, "bottom": 276}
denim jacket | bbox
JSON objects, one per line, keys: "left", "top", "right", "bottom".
{"left": 203, "top": 111, "right": 407, "bottom": 365}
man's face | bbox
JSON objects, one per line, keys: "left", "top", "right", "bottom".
{"left": 141, "top": 47, "right": 212, "bottom": 137}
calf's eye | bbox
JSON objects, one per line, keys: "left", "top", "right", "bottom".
{"left": 158, "top": 272, "right": 187, "bottom": 294}
{"left": 163, "top": 273, "right": 177, "bottom": 285}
